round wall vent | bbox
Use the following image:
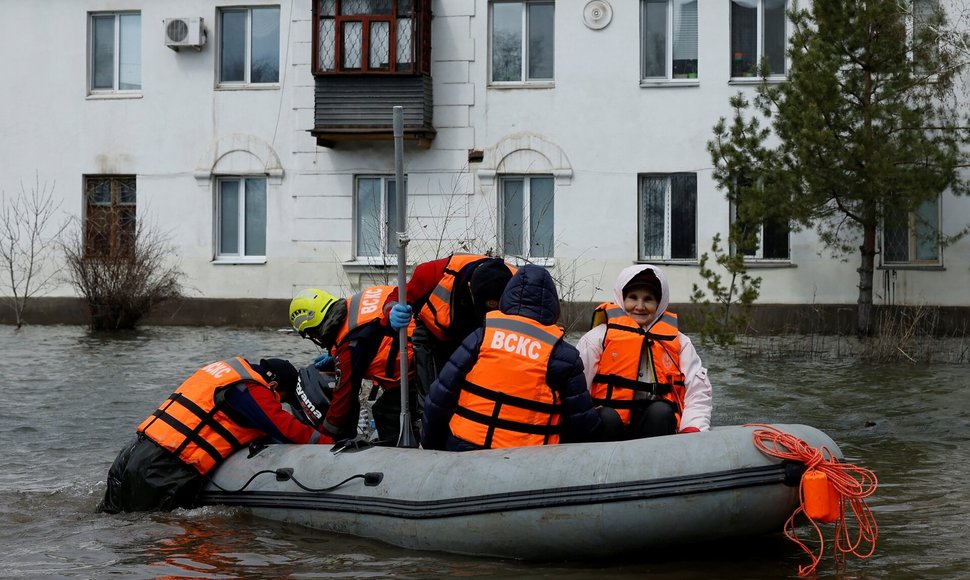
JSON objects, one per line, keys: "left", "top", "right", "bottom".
{"left": 583, "top": 0, "right": 613, "bottom": 30}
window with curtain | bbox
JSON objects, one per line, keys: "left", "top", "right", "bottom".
{"left": 639, "top": 173, "right": 697, "bottom": 260}
{"left": 500, "top": 176, "right": 554, "bottom": 258}
{"left": 219, "top": 6, "right": 281, "bottom": 85}
{"left": 730, "top": 0, "right": 786, "bottom": 78}
{"left": 642, "top": 0, "right": 698, "bottom": 81}
{"left": 315, "top": 0, "right": 417, "bottom": 73}
{"left": 217, "top": 177, "right": 267, "bottom": 259}
{"left": 490, "top": 0, "right": 555, "bottom": 83}
{"left": 355, "top": 175, "right": 405, "bottom": 259}
{"left": 882, "top": 197, "right": 941, "bottom": 265}
{"left": 89, "top": 12, "right": 141, "bottom": 92}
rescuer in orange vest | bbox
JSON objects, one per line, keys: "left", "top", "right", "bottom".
{"left": 420, "top": 265, "right": 601, "bottom": 451}
{"left": 289, "top": 285, "right": 416, "bottom": 443}
{"left": 385, "top": 254, "right": 516, "bottom": 417}
{"left": 577, "top": 265, "right": 712, "bottom": 439}
{"left": 97, "top": 357, "right": 333, "bottom": 514}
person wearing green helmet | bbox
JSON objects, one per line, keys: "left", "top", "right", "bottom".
{"left": 289, "top": 286, "right": 416, "bottom": 443}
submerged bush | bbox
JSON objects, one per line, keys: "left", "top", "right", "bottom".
{"left": 62, "top": 218, "right": 184, "bottom": 330}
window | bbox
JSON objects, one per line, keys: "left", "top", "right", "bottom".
{"left": 355, "top": 176, "right": 405, "bottom": 259}
{"left": 89, "top": 12, "right": 141, "bottom": 92}
{"left": 730, "top": 0, "right": 786, "bottom": 78}
{"left": 642, "top": 0, "right": 698, "bottom": 81}
{"left": 217, "top": 178, "right": 267, "bottom": 259}
{"left": 315, "top": 0, "right": 421, "bottom": 74}
{"left": 639, "top": 174, "right": 697, "bottom": 260}
{"left": 882, "top": 197, "right": 940, "bottom": 265}
{"left": 220, "top": 7, "right": 281, "bottom": 84}
{"left": 730, "top": 202, "right": 790, "bottom": 260}
{"left": 500, "top": 176, "right": 554, "bottom": 258}
{"left": 911, "top": 0, "right": 940, "bottom": 74}
{"left": 490, "top": 1, "right": 554, "bottom": 83}
{"left": 84, "top": 176, "right": 136, "bottom": 257}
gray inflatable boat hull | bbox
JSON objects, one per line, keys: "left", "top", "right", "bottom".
{"left": 198, "top": 424, "right": 839, "bottom": 559}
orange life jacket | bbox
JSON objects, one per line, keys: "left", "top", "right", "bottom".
{"left": 449, "top": 311, "right": 565, "bottom": 448}
{"left": 335, "top": 285, "right": 414, "bottom": 389}
{"left": 416, "top": 254, "right": 491, "bottom": 341}
{"left": 589, "top": 303, "right": 686, "bottom": 427}
{"left": 137, "top": 357, "right": 270, "bottom": 475}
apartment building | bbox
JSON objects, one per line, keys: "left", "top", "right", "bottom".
{"left": 1, "top": 0, "right": 967, "bottom": 325}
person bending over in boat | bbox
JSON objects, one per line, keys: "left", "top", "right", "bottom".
{"left": 97, "top": 357, "right": 333, "bottom": 514}
{"left": 384, "top": 254, "right": 515, "bottom": 421}
{"left": 577, "top": 264, "right": 712, "bottom": 440}
{"left": 421, "top": 265, "right": 601, "bottom": 451}
{"left": 289, "top": 286, "right": 416, "bottom": 443}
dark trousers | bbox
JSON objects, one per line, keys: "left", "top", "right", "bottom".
{"left": 411, "top": 324, "right": 460, "bottom": 417}
{"left": 596, "top": 401, "right": 678, "bottom": 441}
{"left": 97, "top": 435, "right": 204, "bottom": 514}
{"left": 370, "top": 387, "right": 421, "bottom": 445}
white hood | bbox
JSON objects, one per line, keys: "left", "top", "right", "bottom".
{"left": 612, "top": 264, "right": 670, "bottom": 330}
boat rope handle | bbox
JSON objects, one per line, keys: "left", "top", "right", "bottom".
{"left": 748, "top": 424, "right": 879, "bottom": 577}
{"left": 206, "top": 468, "right": 383, "bottom": 494}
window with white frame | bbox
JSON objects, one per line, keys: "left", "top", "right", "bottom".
{"left": 500, "top": 176, "right": 554, "bottom": 258}
{"left": 219, "top": 7, "right": 281, "bottom": 85}
{"left": 730, "top": 0, "right": 786, "bottom": 78}
{"left": 89, "top": 12, "right": 141, "bottom": 92}
{"left": 642, "top": 0, "right": 698, "bottom": 81}
{"left": 882, "top": 196, "right": 941, "bottom": 265}
{"left": 911, "top": 0, "right": 940, "bottom": 74}
{"left": 490, "top": 1, "right": 554, "bottom": 83}
{"left": 355, "top": 176, "right": 404, "bottom": 259}
{"left": 730, "top": 201, "right": 790, "bottom": 260}
{"left": 639, "top": 173, "right": 697, "bottom": 261}
{"left": 217, "top": 177, "right": 267, "bottom": 259}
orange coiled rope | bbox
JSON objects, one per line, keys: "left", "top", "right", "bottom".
{"left": 749, "top": 424, "right": 879, "bottom": 576}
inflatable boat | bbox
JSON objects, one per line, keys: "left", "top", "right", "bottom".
{"left": 197, "top": 423, "right": 839, "bottom": 560}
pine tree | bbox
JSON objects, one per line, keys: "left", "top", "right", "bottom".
{"left": 712, "top": 0, "right": 970, "bottom": 336}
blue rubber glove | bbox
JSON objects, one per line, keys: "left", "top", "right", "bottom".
{"left": 313, "top": 352, "right": 333, "bottom": 370}
{"left": 388, "top": 303, "right": 412, "bottom": 331}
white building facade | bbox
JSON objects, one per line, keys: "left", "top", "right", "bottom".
{"left": 2, "top": 0, "right": 968, "bottom": 319}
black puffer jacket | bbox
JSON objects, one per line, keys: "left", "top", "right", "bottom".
{"left": 421, "top": 265, "right": 601, "bottom": 451}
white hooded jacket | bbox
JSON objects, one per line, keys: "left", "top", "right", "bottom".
{"left": 576, "top": 264, "right": 712, "bottom": 432}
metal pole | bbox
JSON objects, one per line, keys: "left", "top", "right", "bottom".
{"left": 393, "top": 106, "right": 417, "bottom": 448}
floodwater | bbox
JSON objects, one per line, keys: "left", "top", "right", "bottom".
{"left": 0, "top": 325, "right": 968, "bottom": 579}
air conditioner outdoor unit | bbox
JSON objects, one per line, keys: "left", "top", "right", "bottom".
{"left": 164, "top": 17, "right": 206, "bottom": 51}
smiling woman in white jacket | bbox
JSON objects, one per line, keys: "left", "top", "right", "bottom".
{"left": 577, "top": 264, "right": 712, "bottom": 438}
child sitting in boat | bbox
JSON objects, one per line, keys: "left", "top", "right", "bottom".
{"left": 577, "top": 265, "right": 712, "bottom": 440}
{"left": 421, "top": 265, "right": 601, "bottom": 451}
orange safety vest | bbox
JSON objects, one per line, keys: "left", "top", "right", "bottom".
{"left": 335, "top": 285, "right": 413, "bottom": 389}
{"left": 589, "top": 303, "right": 686, "bottom": 427}
{"left": 137, "top": 357, "right": 270, "bottom": 475}
{"left": 416, "top": 254, "right": 491, "bottom": 341}
{"left": 449, "top": 311, "right": 565, "bottom": 448}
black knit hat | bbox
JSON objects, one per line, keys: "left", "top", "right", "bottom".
{"left": 624, "top": 269, "right": 662, "bottom": 301}
{"left": 257, "top": 358, "right": 299, "bottom": 394}
{"left": 469, "top": 258, "right": 513, "bottom": 308}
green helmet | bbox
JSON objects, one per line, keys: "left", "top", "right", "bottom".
{"left": 289, "top": 288, "right": 338, "bottom": 334}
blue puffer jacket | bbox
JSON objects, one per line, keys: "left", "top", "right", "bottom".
{"left": 421, "top": 264, "right": 601, "bottom": 451}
